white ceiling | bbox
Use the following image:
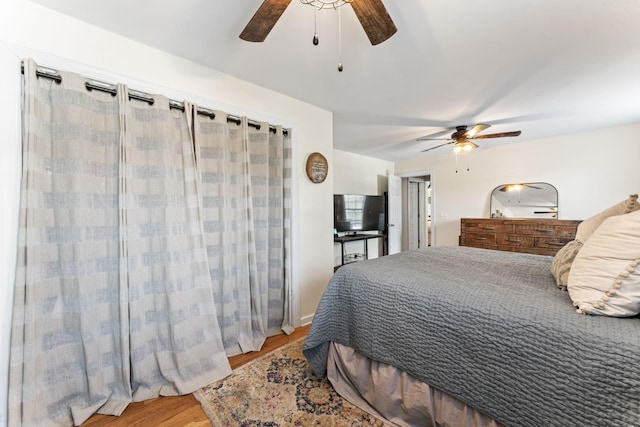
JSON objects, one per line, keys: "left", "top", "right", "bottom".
{"left": 31, "top": 0, "right": 640, "bottom": 162}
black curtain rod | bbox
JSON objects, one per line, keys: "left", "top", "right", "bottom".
{"left": 21, "top": 62, "right": 288, "bottom": 136}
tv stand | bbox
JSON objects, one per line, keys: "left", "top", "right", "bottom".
{"left": 334, "top": 233, "right": 384, "bottom": 270}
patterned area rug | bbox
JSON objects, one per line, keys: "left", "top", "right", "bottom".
{"left": 193, "top": 338, "right": 387, "bottom": 426}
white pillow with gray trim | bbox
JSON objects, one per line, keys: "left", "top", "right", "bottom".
{"left": 568, "top": 209, "right": 640, "bottom": 317}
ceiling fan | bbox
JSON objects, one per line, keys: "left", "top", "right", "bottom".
{"left": 239, "top": 0, "right": 397, "bottom": 46}
{"left": 418, "top": 124, "right": 522, "bottom": 153}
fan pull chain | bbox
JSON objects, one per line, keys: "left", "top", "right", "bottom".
{"left": 454, "top": 153, "right": 472, "bottom": 173}
{"left": 313, "top": 8, "right": 319, "bottom": 45}
{"left": 338, "top": 6, "right": 344, "bottom": 72}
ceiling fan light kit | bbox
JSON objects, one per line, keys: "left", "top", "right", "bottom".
{"left": 452, "top": 140, "right": 478, "bottom": 153}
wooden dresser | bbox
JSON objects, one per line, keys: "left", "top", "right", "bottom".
{"left": 460, "top": 218, "right": 581, "bottom": 256}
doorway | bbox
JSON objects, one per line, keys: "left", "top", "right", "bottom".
{"left": 387, "top": 170, "right": 435, "bottom": 254}
{"left": 406, "top": 176, "right": 432, "bottom": 251}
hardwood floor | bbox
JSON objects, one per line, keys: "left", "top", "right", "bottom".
{"left": 82, "top": 324, "right": 311, "bottom": 427}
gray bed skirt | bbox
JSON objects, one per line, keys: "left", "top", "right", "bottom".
{"left": 328, "top": 342, "right": 504, "bottom": 427}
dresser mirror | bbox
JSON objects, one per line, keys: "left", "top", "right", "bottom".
{"left": 490, "top": 182, "right": 558, "bottom": 219}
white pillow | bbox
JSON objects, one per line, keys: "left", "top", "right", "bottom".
{"left": 568, "top": 209, "right": 640, "bottom": 317}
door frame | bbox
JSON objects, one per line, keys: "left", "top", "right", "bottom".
{"left": 386, "top": 174, "right": 402, "bottom": 255}
{"left": 398, "top": 169, "right": 436, "bottom": 247}
{"left": 407, "top": 178, "right": 427, "bottom": 250}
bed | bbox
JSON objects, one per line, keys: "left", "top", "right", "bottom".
{"left": 302, "top": 246, "right": 640, "bottom": 427}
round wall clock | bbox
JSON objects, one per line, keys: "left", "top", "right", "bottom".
{"left": 305, "top": 152, "right": 328, "bottom": 184}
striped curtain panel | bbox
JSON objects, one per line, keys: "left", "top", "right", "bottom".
{"left": 281, "top": 130, "right": 294, "bottom": 335}
{"left": 268, "top": 125, "right": 294, "bottom": 336}
{"left": 116, "top": 95, "right": 231, "bottom": 401}
{"left": 10, "top": 60, "right": 133, "bottom": 426}
{"left": 194, "top": 112, "right": 293, "bottom": 356}
{"left": 8, "top": 59, "right": 254, "bottom": 426}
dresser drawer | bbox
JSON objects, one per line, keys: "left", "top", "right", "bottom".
{"left": 462, "top": 232, "right": 497, "bottom": 247}
{"left": 496, "top": 234, "right": 534, "bottom": 249}
{"left": 533, "top": 236, "right": 574, "bottom": 251}
{"left": 514, "top": 224, "right": 577, "bottom": 238}
{"left": 462, "top": 221, "right": 514, "bottom": 234}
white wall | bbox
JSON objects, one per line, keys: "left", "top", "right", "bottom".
{"left": 333, "top": 149, "right": 394, "bottom": 195}
{"left": 0, "top": 2, "right": 335, "bottom": 424}
{"left": 395, "top": 123, "right": 640, "bottom": 246}
{"left": 332, "top": 150, "right": 394, "bottom": 265}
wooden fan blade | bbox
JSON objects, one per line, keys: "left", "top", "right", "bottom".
{"left": 240, "top": 0, "right": 292, "bottom": 42}
{"left": 472, "top": 131, "right": 522, "bottom": 139}
{"left": 463, "top": 123, "right": 490, "bottom": 138}
{"left": 350, "top": 0, "right": 397, "bottom": 45}
{"left": 421, "top": 141, "right": 454, "bottom": 152}
{"left": 416, "top": 137, "right": 452, "bottom": 141}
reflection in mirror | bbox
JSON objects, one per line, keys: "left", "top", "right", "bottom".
{"left": 490, "top": 182, "right": 558, "bottom": 219}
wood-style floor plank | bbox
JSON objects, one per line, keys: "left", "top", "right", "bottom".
{"left": 81, "top": 324, "right": 311, "bottom": 426}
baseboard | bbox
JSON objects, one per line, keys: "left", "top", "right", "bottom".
{"left": 300, "top": 313, "right": 314, "bottom": 326}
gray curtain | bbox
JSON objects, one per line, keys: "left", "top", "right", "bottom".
{"left": 7, "top": 59, "right": 294, "bottom": 426}
{"left": 194, "top": 112, "right": 293, "bottom": 356}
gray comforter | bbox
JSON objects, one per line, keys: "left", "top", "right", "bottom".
{"left": 303, "top": 246, "right": 640, "bottom": 427}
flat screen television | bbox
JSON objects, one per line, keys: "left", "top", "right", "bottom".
{"left": 334, "top": 194, "right": 386, "bottom": 234}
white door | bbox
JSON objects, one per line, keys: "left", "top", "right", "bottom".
{"left": 387, "top": 174, "right": 402, "bottom": 255}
